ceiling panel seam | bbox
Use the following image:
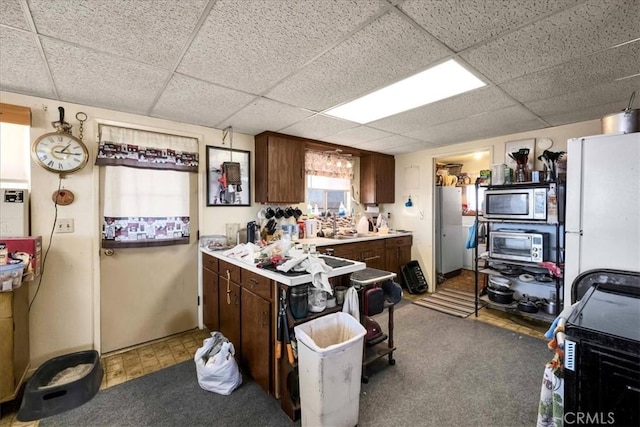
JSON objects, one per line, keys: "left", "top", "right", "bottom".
{"left": 211, "top": 3, "right": 395, "bottom": 129}
{"left": 19, "top": 0, "right": 58, "bottom": 99}
{"left": 147, "top": 0, "right": 219, "bottom": 117}
{"left": 452, "top": 0, "right": 591, "bottom": 56}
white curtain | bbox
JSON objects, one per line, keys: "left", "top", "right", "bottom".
{"left": 103, "top": 167, "right": 188, "bottom": 218}
{"left": 99, "top": 125, "right": 196, "bottom": 246}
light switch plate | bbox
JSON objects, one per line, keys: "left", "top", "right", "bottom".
{"left": 55, "top": 218, "right": 74, "bottom": 233}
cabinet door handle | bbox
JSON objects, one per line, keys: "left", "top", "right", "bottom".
{"left": 249, "top": 278, "right": 259, "bottom": 286}
{"left": 226, "top": 270, "right": 231, "bottom": 305}
{"left": 364, "top": 255, "right": 381, "bottom": 262}
{"left": 261, "top": 311, "right": 267, "bottom": 327}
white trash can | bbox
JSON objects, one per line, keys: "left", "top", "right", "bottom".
{"left": 294, "top": 311, "right": 366, "bottom": 427}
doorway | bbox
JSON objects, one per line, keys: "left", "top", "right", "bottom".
{"left": 98, "top": 163, "right": 199, "bottom": 354}
{"left": 433, "top": 151, "right": 490, "bottom": 287}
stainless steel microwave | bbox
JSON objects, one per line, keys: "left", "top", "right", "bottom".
{"left": 483, "top": 184, "right": 562, "bottom": 222}
{"left": 489, "top": 230, "right": 550, "bottom": 263}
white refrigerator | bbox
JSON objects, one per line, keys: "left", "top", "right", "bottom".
{"left": 564, "top": 132, "right": 640, "bottom": 305}
{"left": 436, "top": 186, "right": 463, "bottom": 277}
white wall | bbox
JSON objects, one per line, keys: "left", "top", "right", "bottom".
{"left": 391, "top": 120, "right": 601, "bottom": 292}
{"left": 1, "top": 91, "right": 258, "bottom": 367}
{"left": 1, "top": 89, "right": 603, "bottom": 366}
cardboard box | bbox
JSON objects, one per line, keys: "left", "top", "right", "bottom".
{"left": 0, "top": 237, "right": 42, "bottom": 281}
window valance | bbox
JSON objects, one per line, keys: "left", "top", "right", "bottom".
{"left": 96, "top": 125, "right": 198, "bottom": 172}
{"left": 305, "top": 150, "right": 354, "bottom": 180}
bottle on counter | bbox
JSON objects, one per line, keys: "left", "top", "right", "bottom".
{"left": 338, "top": 202, "right": 346, "bottom": 216}
{"left": 357, "top": 215, "right": 369, "bottom": 235}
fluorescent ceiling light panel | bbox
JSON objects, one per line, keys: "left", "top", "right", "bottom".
{"left": 325, "top": 59, "right": 486, "bottom": 124}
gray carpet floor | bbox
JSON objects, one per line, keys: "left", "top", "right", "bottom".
{"left": 40, "top": 303, "right": 552, "bottom": 426}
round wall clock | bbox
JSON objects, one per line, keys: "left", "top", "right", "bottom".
{"left": 31, "top": 131, "right": 89, "bottom": 174}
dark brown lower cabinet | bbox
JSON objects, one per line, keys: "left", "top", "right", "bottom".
{"left": 218, "top": 278, "right": 241, "bottom": 360}
{"left": 385, "top": 235, "right": 413, "bottom": 284}
{"left": 202, "top": 268, "right": 219, "bottom": 332}
{"left": 240, "top": 288, "right": 271, "bottom": 393}
{"left": 361, "top": 240, "right": 386, "bottom": 270}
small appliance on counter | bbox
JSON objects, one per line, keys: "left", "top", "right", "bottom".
{"left": 247, "top": 221, "right": 260, "bottom": 244}
{"left": 483, "top": 183, "right": 563, "bottom": 223}
{"left": 488, "top": 230, "right": 550, "bottom": 263}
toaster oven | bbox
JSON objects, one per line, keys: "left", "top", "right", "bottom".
{"left": 489, "top": 230, "right": 550, "bottom": 263}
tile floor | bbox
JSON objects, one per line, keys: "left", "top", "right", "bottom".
{"left": 404, "top": 269, "right": 549, "bottom": 340}
{"left": 1, "top": 271, "right": 548, "bottom": 426}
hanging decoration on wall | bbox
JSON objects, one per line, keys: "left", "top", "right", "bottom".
{"left": 404, "top": 165, "right": 419, "bottom": 191}
{"left": 206, "top": 145, "right": 251, "bottom": 206}
{"left": 51, "top": 189, "right": 75, "bottom": 206}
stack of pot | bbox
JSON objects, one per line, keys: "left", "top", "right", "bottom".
{"left": 486, "top": 276, "right": 514, "bottom": 304}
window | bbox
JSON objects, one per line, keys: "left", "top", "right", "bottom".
{"left": 464, "top": 185, "right": 486, "bottom": 213}
{"left": 306, "top": 175, "right": 350, "bottom": 214}
{"left": 0, "top": 122, "right": 30, "bottom": 188}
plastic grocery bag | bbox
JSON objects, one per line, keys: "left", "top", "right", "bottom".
{"left": 194, "top": 336, "right": 242, "bottom": 395}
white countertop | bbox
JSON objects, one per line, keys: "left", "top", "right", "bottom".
{"left": 295, "top": 231, "right": 412, "bottom": 247}
{"left": 200, "top": 248, "right": 366, "bottom": 286}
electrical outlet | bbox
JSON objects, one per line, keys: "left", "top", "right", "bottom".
{"left": 55, "top": 218, "right": 74, "bottom": 233}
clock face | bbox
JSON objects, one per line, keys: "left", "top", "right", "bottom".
{"left": 32, "top": 132, "right": 89, "bottom": 174}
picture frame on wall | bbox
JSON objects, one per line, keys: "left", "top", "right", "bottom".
{"left": 206, "top": 146, "right": 251, "bottom": 206}
{"left": 505, "top": 138, "right": 535, "bottom": 172}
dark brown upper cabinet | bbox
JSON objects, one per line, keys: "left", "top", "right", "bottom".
{"left": 255, "top": 132, "right": 306, "bottom": 203}
{"left": 360, "top": 153, "right": 395, "bottom": 204}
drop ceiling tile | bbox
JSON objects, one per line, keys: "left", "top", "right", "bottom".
{"left": 385, "top": 140, "right": 433, "bottom": 155}
{"left": 266, "top": 11, "right": 451, "bottom": 111}
{"left": 177, "top": 0, "right": 385, "bottom": 94}
{"left": 500, "top": 40, "right": 640, "bottom": 102}
{"left": 152, "top": 74, "right": 257, "bottom": 128}
{"left": 405, "top": 105, "right": 548, "bottom": 145}
{"left": 399, "top": 0, "right": 582, "bottom": 52}
{"left": 541, "top": 100, "right": 630, "bottom": 126}
{"left": 29, "top": 0, "right": 207, "bottom": 68}
{"left": 216, "top": 98, "right": 314, "bottom": 136}
{"left": 0, "top": 27, "right": 55, "bottom": 98}
{"left": 368, "top": 86, "right": 515, "bottom": 134}
{"left": 1, "top": 0, "right": 29, "bottom": 30}
{"left": 319, "top": 126, "right": 393, "bottom": 146}
{"left": 354, "top": 134, "right": 425, "bottom": 151}
{"left": 41, "top": 38, "right": 168, "bottom": 115}
{"left": 460, "top": 0, "right": 640, "bottom": 83}
{"left": 279, "top": 114, "right": 359, "bottom": 141}
{"left": 525, "top": 77, "right": 640, "bottom": 117}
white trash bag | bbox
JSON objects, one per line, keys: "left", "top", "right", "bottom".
{"left": 194, "top": 333, "right": 242, "bottom": 395}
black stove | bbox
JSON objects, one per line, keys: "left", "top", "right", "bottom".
{"left": 564, "top": 270, "right": 640, "bottom": 426}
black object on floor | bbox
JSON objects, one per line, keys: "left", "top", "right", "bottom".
{"left": 18, "top": 350, "right": 103, "bottom": 421}
{"left": 401, "top": 260, "right": 428, "bottom": 294}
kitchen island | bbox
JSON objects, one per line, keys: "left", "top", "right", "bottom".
{"left": 198, "top": 231, "right": 411, "bottom": 420}
{"left": 199, "top": 247, "right": 365, "bottom": 410}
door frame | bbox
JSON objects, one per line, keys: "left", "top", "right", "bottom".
{"left": 91, "top": 118, "right": 204, "bottom": 354}
{"left": 430, "top": 148, "right": 492, "bottom": 292}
